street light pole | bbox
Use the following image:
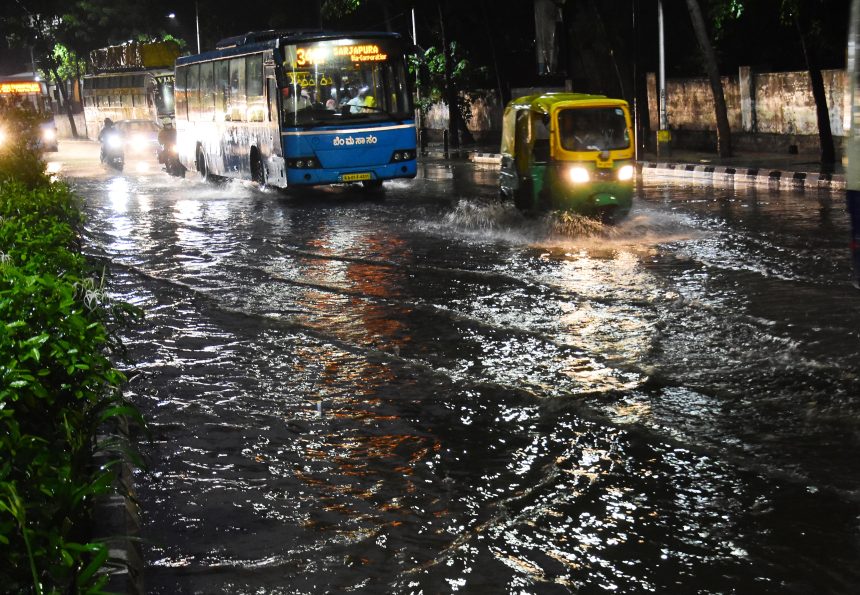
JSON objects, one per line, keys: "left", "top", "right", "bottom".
{"left": 195, "top": 0, "right": 201, "bottom": 53}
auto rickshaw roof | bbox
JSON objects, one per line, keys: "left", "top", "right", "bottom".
{"left": 506, "top": 92, "right": 628, "bottom": 114}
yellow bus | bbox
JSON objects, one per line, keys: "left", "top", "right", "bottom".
{"left": 0, "top": 74, "right": 58, "bottom": 151}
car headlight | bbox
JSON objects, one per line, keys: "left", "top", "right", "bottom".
{"left": 617, "top": 164, "right": 634, "bottom": 181}
{"left": 567, "top": 166, "right": 590, "bottom": 184}
{"left": 131, "top": 134, "right": 148, "bottom": 152}
{"left": 0, "top": 129, "right": 6, "bottom": 146}
{"left": 42, "top": 128, "right": 56, "bottom": 141}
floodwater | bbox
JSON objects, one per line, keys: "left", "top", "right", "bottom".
{"left": 64, "top": 147, "right": 860, "bottom": 594}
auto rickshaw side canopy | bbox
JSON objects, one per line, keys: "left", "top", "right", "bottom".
{"left": 500, "top": 92, "right": 632, "bottom": 158}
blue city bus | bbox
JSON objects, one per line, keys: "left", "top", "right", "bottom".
{"left": 173, "top": 30, "right": 417, "bottom": 189}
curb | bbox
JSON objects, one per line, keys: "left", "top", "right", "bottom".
{"left": 639, "top": 161, "right": 845, "bottom": 191}
{"left": 454, "top": 152, "right": 844, "bottom": 192}
{"left": 471, "top": 152, "right": 503, "bottom": 165}
{"left": 93, "top": 417, "right": 145, "bottom": 595}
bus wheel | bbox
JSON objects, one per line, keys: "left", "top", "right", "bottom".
{"left": 251, "top": 153, "right": 266, "bottom": 188}
{"left": 196, "top": 148, "right": 209, "bottom": 181}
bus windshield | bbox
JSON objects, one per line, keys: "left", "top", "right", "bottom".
{"left": 558, "top": 107, "right": 630, "bottom": 152}
{"left": 280, "top": 38, "right": 412, "bottom": 127}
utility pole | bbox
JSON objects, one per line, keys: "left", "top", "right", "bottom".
{"left": 195, "top": 0, "right": 201, "bottom": 53}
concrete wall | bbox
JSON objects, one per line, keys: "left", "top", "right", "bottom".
{"left": 54, "top": 111, "right": 91, "bottom": 140}
{"left": 753, "top": 69, "right": 844, "bottom": 136}
{"left": 647, "top": 67, "right": 847, "bottom": 153}
{"left": 422, "top": 91, "right": 504, "bottom": 144}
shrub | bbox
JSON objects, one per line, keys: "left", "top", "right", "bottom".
{"left": 0, "top": 102, "right": 140, "bottom": 593}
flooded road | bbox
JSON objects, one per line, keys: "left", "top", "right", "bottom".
{"left": 62, "top": 144, "right": 860, "bottom": 593}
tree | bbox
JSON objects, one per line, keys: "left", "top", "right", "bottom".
{"left": 781, "top": 0, "right": 836, "bottom": 168}
{"left": 1, "top": 0, "right": 151, "bottom": 138}
{"left": 685, "top": 0, "right": 733, "bottom": 157}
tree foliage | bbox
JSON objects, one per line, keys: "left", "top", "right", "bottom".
{"left": 410, "top": 42, "right": 488, "bottom": 117}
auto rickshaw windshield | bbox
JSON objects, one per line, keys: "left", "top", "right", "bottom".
{"left": 558, "top": 107, "right": 630, "bottom": 152}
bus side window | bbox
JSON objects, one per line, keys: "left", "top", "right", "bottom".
{"left": 267, "top": 77, "right": 278, "bottom": 122}
{"left": 214, "top": 60, "right": 228, "bottom": 122}
{"left": 200, "top": 62, "right": 215, "bottom": 122}
{"left": 187, "top": 63, "right": 200, "bottom": 122}
{"left": 229, "top": 58, "right": 246, "bottom": 122}
{"left": 245, "top": 54, "right": 264, "bottom": 122}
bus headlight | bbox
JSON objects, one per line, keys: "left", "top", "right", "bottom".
{"left": 617, "top": 164, "right": 635, "bottom": 181}
{"left": 390, "top": 149, "right": 415, "bottom": 162}
{"left": 288, "top": 157, "right": 320, "bottom": 169}
{"left": 567, "top": 166, "right": 590, "bottom": 184}
{"left": 42, "top": 128, "right": 56, "bottom": 142}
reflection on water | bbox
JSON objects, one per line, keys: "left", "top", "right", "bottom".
{"left": 75, "top": 169, "right": 860, "bottom": 593}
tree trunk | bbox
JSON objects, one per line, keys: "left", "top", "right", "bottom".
{"left": 795, "top": 16, "right": 835, "bottom": 168}
{"left": 51, "top": 67, "right": 78, "bottom": 139}
{"left": 685, "top": 0, "right": 732, "bottom": 157}
{"left": 438, "top": 3, "right": 459, "bottom": 149}
{"left": 480, "top": 0, "right": 506, "bottom": 105}
{"left": 808, "top": 67, "right": 836, "bottom": 167}
{"left": 74, "top": 61, "right": 88, "bottom": 138}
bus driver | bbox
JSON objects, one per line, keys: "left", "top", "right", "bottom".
{"left": 282, "top": 83, "right": 311, "bottom": 114}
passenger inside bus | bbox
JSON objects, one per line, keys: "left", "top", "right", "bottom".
{"left": 347, "top": 87, "right": 365, "bottom": 113}
{"left": 282, "top": 83, "right": 311, "bottom": 113}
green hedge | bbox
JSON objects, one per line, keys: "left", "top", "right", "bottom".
{"left": 0, "top": 101, "right": 141, "bottom": 593}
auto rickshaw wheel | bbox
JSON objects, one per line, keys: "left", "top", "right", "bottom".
{"left": 598, "top": 205, "right": 620, "bottom": 225}
{"left": 513, "top": 177, "right": 533, "bottom": 210}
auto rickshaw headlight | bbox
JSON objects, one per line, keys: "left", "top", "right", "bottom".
{"left": 567, "top": 166, "right": 590, "bottom": 184}
{"left": 618, "top": 164, "right": 635, "bottom": 181}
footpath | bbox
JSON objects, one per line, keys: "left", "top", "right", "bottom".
{"left": 423, "top": 143, "right": 846, "bottom": 193}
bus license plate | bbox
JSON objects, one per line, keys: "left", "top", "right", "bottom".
{"left": 341, "top": 172, "right": 372, "bottom": 182}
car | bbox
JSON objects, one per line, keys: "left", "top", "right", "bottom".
{"left": 114, "top": 119, "right": 161, "bottom": 157}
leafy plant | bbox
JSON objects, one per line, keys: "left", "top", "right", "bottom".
{"left": 410, "top": 42, "right": 489, "bottom": 123}
{"left": 0, "top": 101, "right": 142, "bottom": 593}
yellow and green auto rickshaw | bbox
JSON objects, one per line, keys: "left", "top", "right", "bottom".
{"left": 499, "top": 92, "right": 635, "bottom": 221}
